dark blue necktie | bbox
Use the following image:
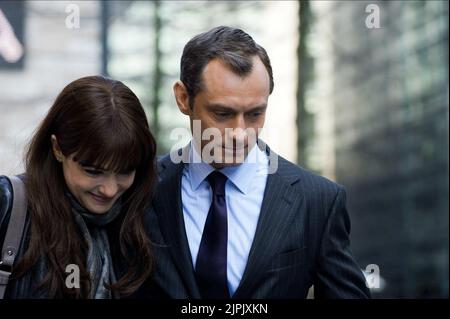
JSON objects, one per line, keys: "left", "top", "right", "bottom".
{"left": 195, "top": 171, "right": 230, "bottom": 299}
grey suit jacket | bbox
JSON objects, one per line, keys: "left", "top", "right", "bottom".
{"left": 145, "top": 147, "right": 370, "bottom": 299}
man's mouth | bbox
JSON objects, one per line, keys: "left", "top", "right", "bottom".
{"left": 222, "top": 147, "right": 246, "bottom": 154}
{"left": 222, "top": 145, "right": 247, "bottom": 151}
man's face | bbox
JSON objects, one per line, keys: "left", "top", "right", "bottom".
{"left": 181, "top": 56, "right": 270, "bottom": 168}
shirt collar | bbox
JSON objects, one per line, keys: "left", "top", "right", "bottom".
{"left": 188, "top": 141, "right": 215, "bottom": 191}
{"left": 187, "top": 140, "right": 267, "bottom": 195}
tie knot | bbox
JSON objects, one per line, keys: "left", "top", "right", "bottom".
{"left": 207, "top": 171, "right": 227, "bottom": 196}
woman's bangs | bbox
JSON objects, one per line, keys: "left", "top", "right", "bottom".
{"left": 73, "top": 131, "right": 144, "bottom": 173}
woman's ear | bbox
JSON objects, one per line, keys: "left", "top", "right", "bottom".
{"left": 173, "top": 80, "right": 192, "bottom": 116}
{"left": 50, "top": 135, "right": 63, "bottom": 162}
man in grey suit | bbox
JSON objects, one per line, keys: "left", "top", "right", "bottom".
{"left": 146, "top": 26, "right": 370, "bottom": 299}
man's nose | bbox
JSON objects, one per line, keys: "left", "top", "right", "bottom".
{"left": 230, "top": 116, "right": 248, "bottom": 141}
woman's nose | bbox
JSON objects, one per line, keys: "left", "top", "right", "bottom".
{"left": 98, "top": 177, "right": 119, "bottom": 198}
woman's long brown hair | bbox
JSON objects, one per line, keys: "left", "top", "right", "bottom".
{"left": 13, "top": 75, "right": 157, "bottom": 298}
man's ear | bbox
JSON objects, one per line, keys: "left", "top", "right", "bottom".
{"left": 50, "top": 135, "right": 63, "bottom": 162}
{"left": 173, "top": 80, "right": 192, "bottom": 116}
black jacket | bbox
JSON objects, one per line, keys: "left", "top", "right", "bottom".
{"left": 146, "top": 148, "right": 371, "bottom": 299}
{"left": 0, "top": 175, "right": 150, "bottom": 299}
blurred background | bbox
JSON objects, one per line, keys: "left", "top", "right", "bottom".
{"left": 0, "top": 0, "right": 448, "bottom": 298}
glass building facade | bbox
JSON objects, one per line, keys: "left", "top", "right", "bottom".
{"left": 302, "top": 1, "right": 449, "bottom": 297}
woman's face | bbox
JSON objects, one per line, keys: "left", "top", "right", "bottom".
{"left": 51, "top": 136, "right": 136, "bottom": 214}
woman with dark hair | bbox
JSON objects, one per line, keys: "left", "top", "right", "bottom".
{"left": 0, "top": 75, "right": 157, "bottom": 298}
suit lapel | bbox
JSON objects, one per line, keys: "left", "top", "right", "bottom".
{"left": 153, "top": 153, "right": 201, "bottom": 298}
{"left": 232, "top": 157, "right": 305, "bottom": 298}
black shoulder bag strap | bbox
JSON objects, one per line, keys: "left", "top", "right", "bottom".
{"left": 0, "top": 176, "right": 27, "bottom": 299}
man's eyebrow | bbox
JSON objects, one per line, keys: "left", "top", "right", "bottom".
{"left": 206, "top": 103, "right": 235, "bottom": 111}
{"left": 206, "top": 103, "right": 267, "bottom": 111}
{"left": 245, "top": 105, "right": 267, "bottom": 112}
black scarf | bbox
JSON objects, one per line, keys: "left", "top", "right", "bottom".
{"left": 67, "top": 192, "right": 123, "bottom": 299}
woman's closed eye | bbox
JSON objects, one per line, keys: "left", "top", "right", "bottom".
{"left": 82, "top": 167, "right": 104, "bottom": 176}
{"left": 117, "top": 169, "right": 136, "bottom": 177}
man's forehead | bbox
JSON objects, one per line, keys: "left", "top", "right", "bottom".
{"left": 202, "top": 56, "right": 263, "bottom": 76}
{"left": 200, "top": 58, "right": 270, "bottom": 94}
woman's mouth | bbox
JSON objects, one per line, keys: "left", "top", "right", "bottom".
{"left": 89, "top": 192, "right": 113, "bottom": 204}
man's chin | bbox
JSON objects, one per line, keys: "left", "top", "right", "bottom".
{"left": 211, "top": 161, "right": 241, "bottom": 169}
{"left": 200, "top": 146, "right": 250, "bottom": 168}
{"left": 211, "top": 155, "right": 248, "bottom": 169}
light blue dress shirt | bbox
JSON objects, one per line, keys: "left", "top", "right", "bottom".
{"left": 181, "top": 141, "right": 269, "bottom": 296}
